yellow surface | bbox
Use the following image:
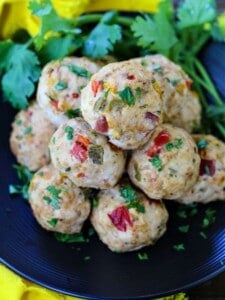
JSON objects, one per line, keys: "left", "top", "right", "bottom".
{"left": 0, "top": 0, "right": 161, "bottom": 38}
{"left": 0, "top": 263, "right": 188, "bottom": 300}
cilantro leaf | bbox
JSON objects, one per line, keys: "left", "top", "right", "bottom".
{"left": 177, "top": 0, "right": 217, "bottom": 29}
{"left": 9, "top": 164, "right": 34, "bottom": 199}
{"left": 1, "top": 43, "right": 40, "bottom": 109}
{"left": 54, "top": 232, "right": 87, "bottom": 243}
{"left": 38, "top": 35, "right": 82, "bottom": 64}
{"left": 83, "top": 11, "right": 122, "bottom": 58}
{"left": 131, "top": 11, "right": 177, "bottom": 51}
{"left": 120, "top": 184, "right": 145, "bottom": 213}
{"left": 118, "top": 87, "right": 136, "bottom": 106}
{"left": 0, "top": 41, "right": 14, "bottom": 73}
{"left": 29, "top": 0, "right": 80, "bottom": 49}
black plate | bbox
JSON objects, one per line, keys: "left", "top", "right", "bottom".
{"left": 1, "top": 41, "right": 225, "bottom": 300}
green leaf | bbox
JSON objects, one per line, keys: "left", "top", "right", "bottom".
{"left": 1, "top": 44, "right": 40, "bottom": 109}
{"left": 38, "top": 35, "right": 82, "bottom": 65}
{"left": 65, "top": 108, "right": 81, "bottom": 119}
{"left": 131, "top": 11, "right": 177, "bottom": 51}
{"left": 177, "top": 0, "right": 217, "bottom": 29}
{"left": 149, "top": 154, "right": 163, "bottom": 171}
{"left": 120, "top": 185, "right": 137, "bottom": 202}
{"left": 0, "top": 41, "right": 14, "bottom": 73}
{"left": 83, "top": 11, "right": 122, "bottom": 58}
{"left": 29, "top": 0, "right": 80, "bottom": 49}
{"left": 64, "top": 126, "right": 74, "bottom": 140}
{"left": 64, "top": 64, "right": 91, "bottom": 78}
{"left": 118, "top": 87, "right": 136, "bottom": 106}
{"left": 47, "top": 218, "right": 58, "bottom": 227}
{"left": 54, "top": 232, "right": 87, "bottom": 243}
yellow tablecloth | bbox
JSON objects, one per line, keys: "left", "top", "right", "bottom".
{"left": 0, "top": 263, "right": 188, "bottom": 299}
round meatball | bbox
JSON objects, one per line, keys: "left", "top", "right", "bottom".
{"left": 81, "top": 60, "right": 163, "bottom": 149}
{"left": 49, "top": 118, "right": 126, "bottom": 189}
{"left": 91, "top": 182, "right": 168, "bottom": 252}
{"left": 37, "top": 56, "right": 101, "bottom": 126}
{"left": 177, "top": 135, "right": 225, "bottom": 204}
{"left": 28, "top": 164, "right": 90, "bottom": 233}
{"left": 131, "top": 55, "right": 201, "bottom": 132}
{"left": 128, "top": 124, "right": 200, "bottom": 199}
{"left": 10, "top": 102, "right": 56, "bottom": 171}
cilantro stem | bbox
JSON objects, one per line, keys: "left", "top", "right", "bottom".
{"left": 76, "top": 13, "right": 133, "bottom": 27}
{"left": 193, "top": 58, "right": 224, "bottom": 106}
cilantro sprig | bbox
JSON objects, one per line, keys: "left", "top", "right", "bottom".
{"left": 120, "top": 184, "right": 145, "bottom": 213}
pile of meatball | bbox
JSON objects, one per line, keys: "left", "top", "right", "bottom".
{"left": 10, "top": 55, "right": 225, "bottom": 252}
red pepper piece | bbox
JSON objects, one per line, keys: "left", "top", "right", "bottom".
{"left": 146, "top": 130, "right": 171, "bottom": 157}
{"left": 50, "top": 100, "right": 59, "bottom": 111}
{"left": 70, "top": 142, "right": 88, "bottom": 163}
{"left": 91, "top": 80, "right": 103, "bottom": 97}
{"left": 145, "top": 112, "right": 159, "bottom": 125}
{"left": 95, "top": 116, "right": 108, "bottom": 133}
{"left": 199, "top": 159, "right": 216, "bottom": 176}
{"left": 108, "top": 206, "right": 133, "bottom": 232}
{"left": 185, "top": 79, "right": 192, "bottom": 90}
{"left": 127, "top": 74, "right": 135, "bottom": 80}
{"left": 72, "top": 92, "right": 79, "bottom": 99}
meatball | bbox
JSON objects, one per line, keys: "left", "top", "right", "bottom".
{"left": 28, "top": 164, "right": 90, "bottom": 233}
{"left": 81, "top": 60, "right": 163, "bottom": 149}
{"left": 37, "top": 56, "right": 101, "bottom": 126}
{"left": 131, "top": 55, "right": 201, "bottom": 132}
{"left": 10, "top": 102, "right": 56, "bottom": 171}
{"left": 91, "top": 182, "right": 168, "bottom": 252}
{"left": 177, "top": 135, "right": 225, "bottom": 204}
{"left": 128, "top": 124, "right": 200, "bottom": 199}
{"left": 49, "top": 118, "right": 126, "bottom": 189}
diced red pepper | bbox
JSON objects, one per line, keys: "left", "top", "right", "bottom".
{"left": 50, "top": 100, "right": 59, "bottom": 111}
{"left": 95, "top": 116, "right": 108, "bottom": 133}
{"left": 77, "top": 172, "right": 85, "bottom": 178}
{"left": 76, "top": 135, "right": 90, "bottom": 148}
{"left": 185, "top": 79, "right": 192, "bottom": 90}
{"left": 145, "top": 112, "right": 159, "bottom": 125}
{"left": 70, "top": 142, "right": 88, "bottom": 163}
{"left": 199, "top": 159, "right": 216, "bottom": 176}
{"left": 72, "top": 92, "right": 79, "bottom": 99}
{"left": 127, "top": 74, "right": 135, "bottom": 80}
{"left": 146, "top": 130, "right": 171, "bottom": 157}
{"left": 91, "top": 80, "right": 103, "bottom": 97}
{"left": 108, "top": 206, "right": 133, "bottom": 232}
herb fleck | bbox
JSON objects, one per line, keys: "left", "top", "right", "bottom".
{"left": 178, "top": 225, "right": 190, "bottom": 233}
{"left": 65, "top": 126, "right": 74, "bottom": 140}
{"left": 134, "top": 161, "right": 141, "bottom": 181}
{"left": 65, "top": 108, "right": 81, "bottom": 118}
{"left": 165, "top": 138, "right": 183, "bottom": 151}
{"left": 43, "top": 185, "right": 61, "bottom": 209}
{"left": 120, "top": 184, "right": 145, "bottom": 213}
{"left": 54, "top": 232, "right": 87, "bottom": 243}
{"left": 55, "top": 81, "right": 67, "bottom": 90}
{"left": 202, "top": 208, "right": 216, "bottom": 228}
{"left": 173, "top": 243, "right": 185, "bottom": 251}
{"left": 92, "top": 198, "right": 99, "bottom": 207}
{"left": 197, "top": 139, "right": 209, "bottom": 150}
{"left": 24, "top": 126, "right": 32, "bottom": 135}
{"left": 149, "top": 154, "right": 163, "bottom": 171}
{"left": 118, "top": 86, "right": 136, "bottom": 106}
{"left": 47, "top": 218, "right": 58, "bottom": 227}
{"left": 200, "top": 231, "right": 207, "bottom": 239}
{"left": 137, "top": 252, "right": 149, "bottom": 260}
{"left": 65, "top": 64, "right": 91, "bottom": 79}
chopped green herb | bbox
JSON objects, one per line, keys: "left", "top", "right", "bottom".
{"left": 118, "top": 86, "right": 136, "bottom": 106}
{"left": 54, "top": 232, "right": 87, "bottom": 243}
{"left": 77, "top": 85, "right": 85, "bottom": 93}
{"left": 65, "top": 108, "right": 81, "bottom": 118}
{"left": 178, "top": 225, "right": 190, "bottom": 233}
{"left": 88, "top": 227, "right": 95, "bottom": 236}
{"left": 108, "top": 99, "right": 125, "bottom": 111}
{"left": 120, "top": 184, "right": 145, "bottom": 213}
{"left": 24, "top": 126, "right": 32, "bottom": 135}
{"left": 47, "top": 218, "right": 58, "bottom": 227}
{"left": 170, "top": 79, "right": 181, "bottom": 86}
{"left": 140, "top": 59, "right": 147, "bottom": 67}
{"left": 65, "top": 167, "right": 71, "bottom": 172}
{"left": 64, "top": 125, "right": 74, "bottom": 140}
{"left": 92, "top": 198, "right": 99, "bottom": 207}
{"left": 200, "top": 231, "right": 207, "bottom": 239}
{"left": 9, "top": 164, "right": 34, "bottom": 200}
{"left": 197, "top": 139, "right": 209, "bottom": 150}
{"left": 202, "top": 208, "right": 216, "bottom": 228}
{"left": 177, "top": 210, "right": 187, "bottom": 219}
{"left": 134, "top": 161, "right": 141, "bottom": 182}
{"left": 152, "top": 64, "right": 163, "bottom": 74}
{"left": 165, "top": 138, "right": 183, "bottom": 151}
{"left": 135, "top": 87, "right": 142, "bottom": 98}
{"left": 16, "top": 119, "right": 22, "bottom": 126}
{"left": 189, "top": 207, "right": 198, "bottom": 217}
{"left": 88, "top": 144, "right": 104, "bottom": 164}
{"left": 43, "top": 185, "right": 61, "bottom": 209}
{"left": 93, "top": 97, "right": 107, "bottom": 111}
{"left": 173, "top": 243, "right": 185, "bottom": 251}
{"left": 84, "top": 256, "right": 91, "bottom": 261}
{"left": 55, "top": 81, "right": 67, "bottom": 90}
{"left": 65, "top": 64, "right": 91, "bottom": 79}
{"left": 149, "top": 154, "right": 163, "bottom": 171}
{"left": 137, "top": 252, "right": 149, "bottom": 260}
